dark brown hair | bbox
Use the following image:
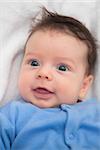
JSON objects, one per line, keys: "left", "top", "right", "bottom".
{"left": 27, "top": 7, "right": 97, "bottom": 75}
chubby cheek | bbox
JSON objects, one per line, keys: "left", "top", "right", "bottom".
{"left": 57, "top": 87, "right": 78, "bottom": 104}
{"left": 18, "top": 71, "right": 32, "bottom": 96}
{"left": 56, "top": 78, "right": 81, "bottom": 104}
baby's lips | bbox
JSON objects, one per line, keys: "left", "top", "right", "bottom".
{"left": 34, "top": 87, "right": 54, "bottom": 94}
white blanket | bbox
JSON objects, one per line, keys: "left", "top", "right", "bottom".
{"left": 0, "top": 0, "right": 99, "bottom": 105}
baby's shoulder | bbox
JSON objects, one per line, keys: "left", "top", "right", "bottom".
{"left": 0, "top": 98, "right": 35, "bottom": 117}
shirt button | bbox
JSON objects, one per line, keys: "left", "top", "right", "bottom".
{"left": 69, "top": 133, "right": 74, "bottom": 140}
{"left": 61, "top": 104, "right": 71, "bottom": 111}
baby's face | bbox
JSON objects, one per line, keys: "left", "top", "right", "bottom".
{"left": 18, "top": 30, "right": 93, "bottom": 108}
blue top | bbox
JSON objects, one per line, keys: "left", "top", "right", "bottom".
{"left": 0, "top": 98, "right": 100, "bottom": 150}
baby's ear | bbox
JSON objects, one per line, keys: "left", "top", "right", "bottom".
{"left": 79, "top": 75, "right": 94, "bottom": 100}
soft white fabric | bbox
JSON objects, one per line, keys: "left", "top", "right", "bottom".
{"left": 0, "top": 0, "right": 99, "bottom": 105}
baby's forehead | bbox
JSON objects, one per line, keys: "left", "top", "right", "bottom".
{"left": 26, "top": 28, "right": 88, "bottom": 49}
{"left": 28, "top": 27, "right": 79, "bottom": 40}
{"left": 25, "top": 30, "right": 88, "bottom": 60}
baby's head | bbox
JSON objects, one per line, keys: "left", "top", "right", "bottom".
{"left": 18, "top": 7, "right": 97, "bottom": 108}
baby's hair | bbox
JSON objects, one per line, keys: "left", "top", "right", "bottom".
{"left": 26, "top": 7, "right": 97, "bottom": 75}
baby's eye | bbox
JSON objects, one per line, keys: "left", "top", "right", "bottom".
{"left": 57, "top": 64, "right": 69, "bottom": 72}
{"left": 30, "top": 59, "right": 40, "bottom": 67}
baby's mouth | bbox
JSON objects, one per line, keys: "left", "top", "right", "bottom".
{"left": 33, "top": 87, "right": 53, "bottom": 94}
{"left": 33, "top": 87, "right": 54, "bottom": 100}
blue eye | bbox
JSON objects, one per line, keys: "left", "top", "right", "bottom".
{"left": 57, "top": 64, "right": 69, "bottom": 72}
{"left": 30, "top": 59, "right": 40, "bottom": 67}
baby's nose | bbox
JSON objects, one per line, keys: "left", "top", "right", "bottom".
{"left": 35, "top": 67, "right": 53, "bottom": 81}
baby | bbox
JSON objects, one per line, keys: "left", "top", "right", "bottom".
{"left": 0, "top": 7, "right": 100, "bottom": 150}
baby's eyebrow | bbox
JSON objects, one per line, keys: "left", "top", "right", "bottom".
{"left": 25, "top": 52, "right": 40, "bottom": 58}
{"left": 25, "top": 52, "right": 34, "bottom": 57}
{"left": 25, "top": 52, "right": 43, "bottom": 61}
{"left": 55, "top": 57, "right": 75, "bottom": 64}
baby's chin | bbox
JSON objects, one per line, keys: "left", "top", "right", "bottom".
{"left": 27, "top": 99, "right": 59, "bottom": 108}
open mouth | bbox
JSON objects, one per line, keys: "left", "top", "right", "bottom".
{"left": 33, "top": 87, "right": 54, "bottom": 99}
{"left": 34, "top": 87, "right": 53, "bottom": 94}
